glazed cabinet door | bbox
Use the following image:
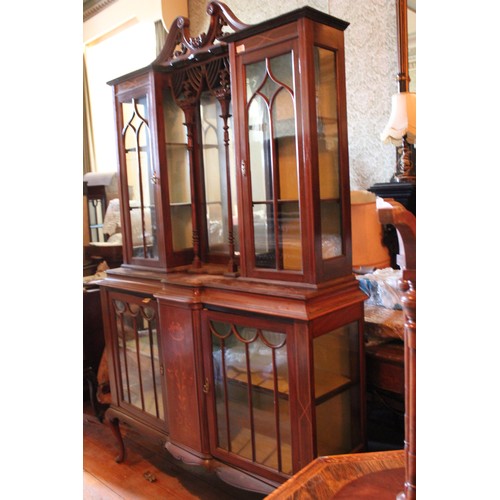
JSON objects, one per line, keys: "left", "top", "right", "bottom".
{"left": 201, "top": 304, "right": 365, "bottom": 483}
{"left": 112, "top": 74, "right": 166, "bottom": 270}
{"left": 202, "top": 309, "right": 294, "bottom": 483}
{"left": 159, "top": 82, "right": 195, "bottom": 264}
{"left": 157, "top": 56, "right": 239, "bottom": 272}
{"left": 233, "top": 38, "right": 305, "bottom": 281}
{"left": 106, "top": 289, "right": 167, "bottom": 432}
{"left": 228, "top": 15, "right": 352, "bottom": 284}
{"left": 309, "top": 23, "right": 352, "bottom": 281}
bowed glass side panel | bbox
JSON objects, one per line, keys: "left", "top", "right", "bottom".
{"left": 314, "top": 47, "right": 343, "bottom": 261}
{"left": 246, "top": 52, "right": 302, "bottom": 272}
{"left": 163, "top": 89, "right": 193, "bottom": 252}
{"left": 121, "top": 96, "right": 159, "bottom": 260}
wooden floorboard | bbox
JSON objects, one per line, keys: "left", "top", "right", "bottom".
{"left": 83, "top": 407, "right": 267, "bottom": 500}
{"left": 84, "top": 470, "right": 124, "bottom": 500}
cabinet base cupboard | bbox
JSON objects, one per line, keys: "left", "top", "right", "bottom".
{"left": 101, "top": 267, "right": 365, "bottom": 492}
{"left": 99, "top": 3, "right": 367, "bottom": 494}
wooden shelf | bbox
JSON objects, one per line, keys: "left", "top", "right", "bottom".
{"left": 226, "top": 366, "right": 290, "bottom": 395}
{"left": 315, "top": 374, "right": 352, "bottom": 401}
{"left": 169, "top": 202, "right": 191, "bottom": 207}
{"left": 225, "top": 366, "right": 351, "bottom": 402}
{"left": 229, "top": 427, "right": 293, "bottom": 475}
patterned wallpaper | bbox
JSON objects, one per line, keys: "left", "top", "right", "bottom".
{"left": 329, "top": 0, "right": 398, "bottom": 188}
{"left": 188, "top": 0, "right": 329, "bottom": 32}
{"left": 188, "top": 0, "right": 399, "bottom": 189}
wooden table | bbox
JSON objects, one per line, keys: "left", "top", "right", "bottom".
{"left": 265, "top": 450, "right": 405, "bottom": 499}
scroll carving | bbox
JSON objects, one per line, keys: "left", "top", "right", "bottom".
{"left": 153, "top": 1, "right": 249, "bottom": 67}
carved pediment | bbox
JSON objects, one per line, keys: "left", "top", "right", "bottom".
{"left": 153, "top": 2, "right": 249, "bottom": 68}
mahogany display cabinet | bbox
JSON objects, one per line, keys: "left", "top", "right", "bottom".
{"left": 98, "top": 2, "right": 367, "bottom": 493}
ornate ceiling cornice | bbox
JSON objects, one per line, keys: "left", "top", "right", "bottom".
{"left": 83, "top": 0, "right": 118, "bottom": 22}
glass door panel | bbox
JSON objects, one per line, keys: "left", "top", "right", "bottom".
{"left": 209, "top": 318, "right": 292, "bottom": 475}
{"left": 275, "top": 91, "right": 301, "bottom": 271}
{"left": 246, "top": 51, "right": 301, "bottom": 272}
{"left": 313, "top": 321, "right": 360, "bottom": 455}
{"left": 248, "top": 95, "right": 271, "bottom": 203}
{"left": 112, "top": 295, "right": 164, "bottom": 422}
{"left": 314, "top": 46, "right": 342, "bottom": 260}
{"left": 121, "top": 96, "right": 158, "bottom": 260}
{"left": 200, "top": 92, "right": 235, "bottom": 256}
{"left": 163, "top": 89, "right": 193, "bottom": 252}
{"left": 279, "top": 201, "right": 301, "bottom": 271}
{"left": 252, "top": 202, "right": 274, "bottom": 269}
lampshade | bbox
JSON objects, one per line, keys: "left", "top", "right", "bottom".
{"left": 351, "top": 190, "right": 391, "bottom": 273}
{"left": 380, "top": 92, "right": 416, "bottom": 145}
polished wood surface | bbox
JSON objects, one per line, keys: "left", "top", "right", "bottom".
{"left": 264, "top": 450, "right": 405, "bottom": 499}
{"left": 366, "top": 341, "right": 404, "bottom": 397}
{"left": 396, "top": 0, "right": 410, "bottom": 93}
{"left": 399, "top": 272, "right": 416, "bottom": 499}
{"left": 333, "top": 467, "right": 405, "bottom": 499}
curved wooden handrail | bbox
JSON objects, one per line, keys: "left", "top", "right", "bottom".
{"left": 377, "top": 198, "right": 416, "bottom": 281}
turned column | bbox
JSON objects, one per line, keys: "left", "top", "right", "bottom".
{"left": 397, "top": 274, "right": 416, "bottom": 500}
{"left": 181, "top": 104, "right": 202, "bottom": 269}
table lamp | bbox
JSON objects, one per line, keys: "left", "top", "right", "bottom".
{"left": 380, "top": 92, "right": 416, "bottom": 183}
